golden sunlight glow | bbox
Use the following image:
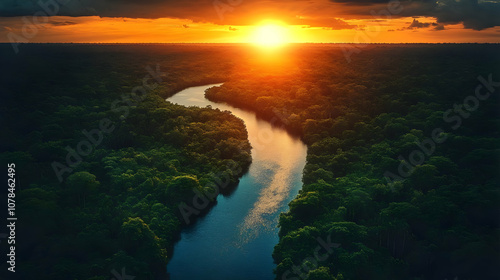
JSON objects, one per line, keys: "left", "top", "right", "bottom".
{"left": 0, "top": 16, "right": 498, "bottom": 44}
{"left": 251, "top": 22, "right": 290, "bottom": 47}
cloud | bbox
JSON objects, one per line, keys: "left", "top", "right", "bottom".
{"left": 434, "top": 24, "right": 445, "bottom": 30}
{"left": 0, "top": 0, "right": 498, "bottom": 31}
{"left": 182, "top": 24, "right": 190, "bottom": 28}
{"left": 48, "top": 20, "right": 79, "bottom": 26}
{"left": 0, "top": 0, "right": 211, "bottom": 19}
{"left": 400, "top": 0, "right": 500, "bottom": 30}
{"left": 330, "top": 0, "right": 500, "bottom": 30}
{"left": 430, "top": 0, "right": 500, "bottom": 30}
{"left": 323, "top": 18, "right": 357, "bottom": 30}
{"left": 407, "top": 18, "right": 431, "bottom": 29}
{"left": 406, "top": 18, "right": 446, "bottom": 30}
{"left": 229, "top": 26, "right": 238, "bottom": 31}
{"left": 329, "top": 0, "right": 390, "bottom": 4}
{"left": 296, "top": 17, "right": 357, "bottom": 29}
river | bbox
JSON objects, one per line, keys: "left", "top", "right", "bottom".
{"left": 166, "top": 84, "right": 307, "bottom": 280}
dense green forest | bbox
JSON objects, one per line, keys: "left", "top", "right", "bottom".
{"left": 1, "top": 44, "right": 499, "bottom": 280}
{"left": 0, "top": 44, "right": 251, "bottom": 279}
{"left": 205, "top": 44, "right": 500, "bottom": 279}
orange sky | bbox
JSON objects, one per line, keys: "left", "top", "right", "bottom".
{"left": 2, "top": 0, "right": 500, "bottom": 47}
{"left": 1, "top": 15, "right": 499, "bottom": 44}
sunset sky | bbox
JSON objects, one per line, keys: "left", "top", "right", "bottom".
{"left": 1, "top": 0, "right": 499, "bottom": 44}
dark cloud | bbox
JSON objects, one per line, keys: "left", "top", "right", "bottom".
{"left": 0, "top": 0, "right": 95, "bottom": 17}
{"left": 430, "top": 0, "right": 500, "bottom": 30}
{"left": 0, "top": 0, "right": 212, "bottom": 19}
{"left": 48, "top": 20, "right": 78, "bottom": 26}
{"left": 0, "top": 1, "right": 40, "bottom": 16}
{"left": 329, "top": 0, "right": 393, "bottom": 4}
{"left": 182, "top": 24, "right": 190, "bottom": 28}
{"left": 406, "top": 18, "right": 447, "bottom": 30}
{"left": 0, "top": 0, "right": 498, "bottom": 30}
{"left": 330, "top": 0, "right": 500, "bottom": 30}
{"left": 229, "top": 26, "right": 238, "bottom": 31}
{"left": 407, "top": 18, "right": 431, "bottom": 29}
{"left": 433, "top": 23, "right": 445, "bottom": 30}
{"left": 401, "top": 0, "right": 500, "bottom": 30}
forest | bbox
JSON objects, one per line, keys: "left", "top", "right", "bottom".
{"left": 1, "top": 43, "right": 499, "bottom": 279}
{"left": 205, "top": 44, "right": 500, "bottom": 279}
{"left": 0, "top": 44, "right": 251, "bottom": 279}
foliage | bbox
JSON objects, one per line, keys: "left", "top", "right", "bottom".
{"left": 1, "top": 43, "right": 499, "bottom": 280}
{"left": 204, "top": 44, "right": 500, "bottom": 279}
{"left": 0, "top": 44, "right": 251, "bottom": 280}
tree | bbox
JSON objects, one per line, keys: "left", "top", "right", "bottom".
{"left": 119, "top": 217, "right": 167, "bottom": 270}
{"left": 66, "top": 171, "right": 100, "bottom": 208}
{"left": 306, "top": 266, "right": 336, "bottom": 280}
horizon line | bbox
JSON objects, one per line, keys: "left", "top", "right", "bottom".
{"left": 1, "top": 42, "right": 499, "bottom": 45}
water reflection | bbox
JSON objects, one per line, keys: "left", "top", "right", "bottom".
{"left": 238, "top": 134, "right": 304, "bottom": 246}
{"left": 166, "top": 84, "right": 307, "bottom": 280}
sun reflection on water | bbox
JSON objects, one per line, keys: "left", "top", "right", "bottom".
{"left": 236, "top": 132, "right": 303, "bottom": 246}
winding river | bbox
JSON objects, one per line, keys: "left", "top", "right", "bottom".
{"left": 166, "top": 84, "right": 307, "bottom": 280}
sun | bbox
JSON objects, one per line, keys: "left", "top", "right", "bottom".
{"left": 251, "top": 23, "right": 289, "bottom": 48}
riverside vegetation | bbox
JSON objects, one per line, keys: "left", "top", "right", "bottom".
{"left": 0, "top": 44, "right": 251, "bottom": 279}
{"left": 0, "top": 43, "right": 498, "bottom": 279}
{"left": 206, "top": 44, "right": 500, "bottom": 279}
